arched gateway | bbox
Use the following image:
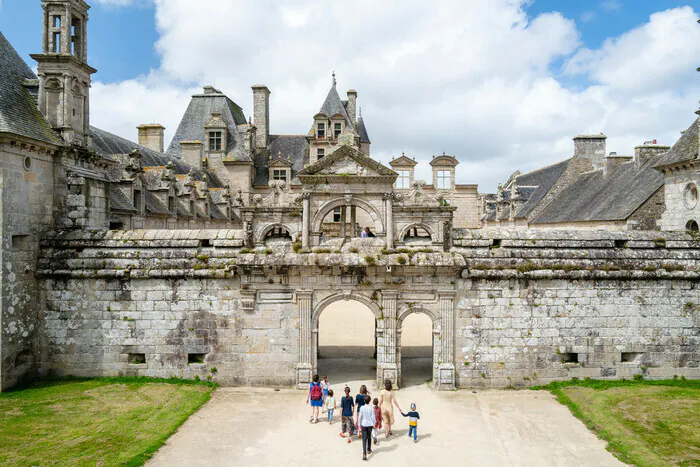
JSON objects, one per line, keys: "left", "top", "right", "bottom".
{"left": 296, "top": 289, "right": 456, "bottom": 390}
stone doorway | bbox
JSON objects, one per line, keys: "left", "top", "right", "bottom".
{"left": 316, "top": 300, "right": 377, "bottom": 383}
{"left": 398, "top": 312, "right": 434, "bottom": 387}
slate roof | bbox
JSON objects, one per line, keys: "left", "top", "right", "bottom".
{"left": 0, "top": 32, "right": 61, "bottom": 145}
{"left": 145, "top": 190, "right": 171, "bottom": 216}
{"left": 210, "top": 203, "right": 228, "bottom": 220}
{"left": 109, "top": 188, "right": 136, "bottom": 213}
{"left": 254, "top": 135, "right": 308, "bottom": 186}
{"left": 654, "top": 118, "right": 699, "bottom": 168}
{"left": 166, "top": 90, "right": 249, "bottom": 161}
{"left": 317, "top": 83, "right": 353, "bottom": 126}
{"left": 532, "top": 155, "right": 665, "bottom": 224}
{"left": 90, "top": 126, "right": 223, "bottom": 188}
{"left": 357, "top": 115, "right": 370, "bottom": 143}
{"left": 512, "top": 158, "right": 572, "bottom": 218}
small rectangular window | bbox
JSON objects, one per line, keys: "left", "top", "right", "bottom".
{"left": 209, "top": 131, "right": 222, "bottom": 151}
{"left": 334, "top": 122, "right": 342, "bottom": 138}
{"left": 273, "top": 170, "right": 288, "bottom": 183}
{"left": 317, "top": 148, "right": 325, "bottom": 160}
{"left": 437, "top": 170, "right": 451, "bottom": 190}
{"left": 333, "top": 207, "right": 342, "bottom": 223}
{"left": 128, "top": 353, "right": 146, "bottom": 364}
{"left": 317, "top": 123, "right": 325, "bottom": 139}
{"left": 621, "top": 352, "right": 643, "bottom": 363}
{"left": 188, "top": 353, "right": 206, "bottom": 364}
{"left": 168, "top": 197, "right": 175, "bottom": 214}
{"left": 53, "top": 32, "right": 61, "bottom": 53}
{"left": 12, "top": 235, "right": 30, "bottom": 250}
{"left": 560, "top": 353, "right": 578, "bottom": 363}
{"left": 133, "top": 189, "right": 142, "bottom": 212}
{"left": 396, "top": 170, "right": 411, "bottom": 189}
{"left": 190, "top": 200, "right": 195, "bottom": 215}
{"left": 54, "top": 16, "right": 62, "bottom": 28}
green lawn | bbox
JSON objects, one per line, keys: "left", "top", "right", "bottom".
{"left": 535, "top": 378, "right": 700, "bottom": 467}
{"left": 0, "top": 377, "right": 215, "bottom": 466}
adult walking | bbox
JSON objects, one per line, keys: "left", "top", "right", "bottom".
{"left": 379, "top": 379, "right": 402, "bottom": 438}
{"left": 307, "top": 374, "right": 323, "bottom": 423}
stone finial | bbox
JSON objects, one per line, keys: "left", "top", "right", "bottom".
{"left": 332, "top": 70, "right": 336, "bottom": 87}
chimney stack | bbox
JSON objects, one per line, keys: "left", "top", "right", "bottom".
{"left": 347, "top": 89, "right": 357, "bottom": 127}
{"left": 252, "top": 85, "right": 271, "bottom": 150}
{"left": 179, "top": 140, "right": 203, "bottom": 168}
{"left": 137, "top": 124, "right": 165, "bottom": 153}
{"left": 573, "top": 134, "right": 607, "bottom": 169}
{"left": 634, "top": 141, "right": 671, "bottom": 168}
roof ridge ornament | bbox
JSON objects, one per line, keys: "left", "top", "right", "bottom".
{"left": 332, "top": 71, "right": 336, "bottom": 87}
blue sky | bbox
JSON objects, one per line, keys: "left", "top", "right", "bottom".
{"left": 0, "top": 0, "right": 698, "bottom": 191}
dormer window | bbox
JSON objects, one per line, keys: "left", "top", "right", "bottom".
{"left": 317, "top": 148, "right": 325, "bottom": 160}
{"left": 437, "top": 170, "right": 451, "bottom": 190}
{"left": 209, "top": 131, "right": 222, "bottom": 151}
{"left": 334, "top": 122, "right": 342, "bottom": 138}
{"left": 317, "top": 122, "right": 325, "bottom": 139}
{"left": 272, "top": 169, "right": 288, "bottom": 184}
{"left": 168, "top": 196, "right": 176, "bottom": 214}
{"left": 397, "top": 170, "right": 411, "bottom": 189}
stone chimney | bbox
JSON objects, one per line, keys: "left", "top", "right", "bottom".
{"left": 573, "top": 134, "right": 607, "bottom": 169}
{"left": 347, "top": 89, "right": 357, "bottom": 127}
{"left": 634, "top": 140, "right": 671, "bottom": 168}
{"left": 137, "top": 124, "right": 165, "bottom": 153}
{"left": 252, "top": 85, "right": 271, "bottom": 150}
{"left": 180, "top": 140, "right": 203, "bottom": 168}
{"left": 604, "top": 153, "right": 633, "bottom": 176}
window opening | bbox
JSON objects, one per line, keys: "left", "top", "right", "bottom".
{"left": 333, "top": 208, "right": 342, "bottom": 223}
{"left": 317, "top": 122, "right": 325, "bottom": 139}
{"left": 317, "top": 148, "right": 325, "bottom": 160}
{"left": 209, "top": 131, "right": 222, "bottom": 151}
{"left": 397, "top": 170, "right": 411, "bottom": 189}
{"left": 272, "top": 169, "right": 288, "bottom": 183}
{"left": 134, "top": 189, "right": 142, "bottom": 212}
{"left": 437, "top": 170, "right": 451, "bottom": 190}
{"left": 334, "top": 122, "right": 342, "bottom": 138}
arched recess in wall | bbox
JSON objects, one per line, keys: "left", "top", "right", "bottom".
{"left": 399, "top": 223, "right": 436, "bottom": 243}
{"left": 686, "top": 220, "right": 699, "bottom": 232}
{"left": 397, "top": 305, "right": 439, "bottom": 387}
{"left": 311, "top": 197, "right": 385, "bottom": 237}
{"left": 257, "top": 223, "right": 296, "bottom": 243}
{"left": 44, "top": 77, "right": 63, "bottom": 127}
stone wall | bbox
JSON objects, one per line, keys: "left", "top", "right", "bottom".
{"left": 659, "top": 165, "right": 700, "bottom": 231}
{"left": 25, "top": 229, "right": 700, "bottom": 391}
{"left": 0, "top": 137, "right": 57, "bottom": 390}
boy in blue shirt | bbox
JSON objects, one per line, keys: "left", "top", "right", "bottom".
{"left": 401, "top": 403, "right": 421, "bottom": 442}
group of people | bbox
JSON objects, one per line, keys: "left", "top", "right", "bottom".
{"left": 307, "top": 375, "right": 421, "bottom": 461}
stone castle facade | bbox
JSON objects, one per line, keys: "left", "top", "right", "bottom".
{"left": 0, "top": 0, "right": 697, "bottom": 391}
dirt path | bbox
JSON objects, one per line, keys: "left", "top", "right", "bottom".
{"left": 148, "top": 365, "right": 624, "bottom": 467}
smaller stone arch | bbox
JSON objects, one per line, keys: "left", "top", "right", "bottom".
{"left": 398, "top": 223, "right": 437, "bottom": 243}
{"left": 256, "top": 222, "right": 298, "bottom": 243}
{"left": 686, "top": 220, "right": 699, "bottom": 233}
{"left": 311, "top": 197, "right": 385, "bottom": 235}
{"left": 397, "top": 304, "right": 440, "bottom": 388}
{"left": 312, "top": 291, "right": 383, "bottom": 327}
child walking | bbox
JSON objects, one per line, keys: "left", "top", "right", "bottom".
{"left": 325, "top": 389, "right": 336, "bottom": 424}
{"left": 355, "top": 385, "right": 370, "bottom": 438}
{"left": 372, "top": 398, "right": 382, "bottom": 446}
{"left": 321, "top": 375, "right": 330, "bottom": 410}
{"left": 358, "top": 395, "right": 376, "bottom": 461}
{"left": 401, "top": 403, "right": 421, "bottom": 442}
{"left": 307, "top": 374, "right": 323, "bottom": 423}
{"left": 339, "top": 386, "right": 355, "bottom": 443}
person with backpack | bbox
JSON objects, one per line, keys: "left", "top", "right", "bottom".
{"left": 307, "top": 374, "right": 323, "bottom": 423}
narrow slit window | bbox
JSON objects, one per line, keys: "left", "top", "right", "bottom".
{"left": 53, "top": 32, "right": 61, "bottom": 53}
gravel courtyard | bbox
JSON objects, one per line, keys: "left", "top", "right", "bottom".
{"left": 147, "top": 360, "right": 624, "bottom": 467}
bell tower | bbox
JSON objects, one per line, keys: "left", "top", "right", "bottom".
{"left": 31, "top": 0, "right": 96, "bottom": 147}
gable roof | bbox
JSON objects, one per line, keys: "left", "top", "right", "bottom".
{"left": 512, "top": 158, "right": 572, "bottom": 219}
{"left": 430, "top": 154, "right": 459, "bottom": 167}
{"left": 166, "top": 89, "right": 249, "bottom": 161}
{"left": 532, "top": 154, "right": 665, "bottom": 224}
{"left": 654, "top": 118, "right": 699, "bottom": 169}
{"left": 390, "top": 155, "right": 417, "bottom": 167}
{"left": 297, "top": 144, "right": 396, "bottom": 179}
{"left": 0, "top": 32, "right": 61, "bottom": 146}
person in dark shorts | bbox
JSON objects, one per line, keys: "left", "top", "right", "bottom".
{"left": 339, "top": 386, "right": 355, "bottom": 443}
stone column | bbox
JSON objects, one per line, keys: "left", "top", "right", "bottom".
{"left": 350, "top": 206, "right": 357, "bottom": 238}
{"left": 437, "top": 291, "right": 456, "bottom": 389}
{"left": 42, "top": 5, "right": 48, "bottom": 53}
{"left": 339, "top": 206, "right": 346, "bottom": 239}
{"left": 385, "top": 193, "right": 395, "bottom": 249}
{"left": 37, "top": 74, "right": 46, "bottom": 116}
{"left": 63, "top": 5, "right": 71, "bottom": 54}
{"left": 62, "top": 73, "right": 71, "bottom": 129}
{"left": 82, "top": 17, "right": 88, "bottom": 60}
{"left": 301, "top": 192, "right": 310, "bottom": 250}
{"left": 378, "top": 291, "right": 399, "bottom": 387}
{"left": 243, "top": 213, "right": 254, "bottom": 248}
{"left": 296, "top": 290, "right": 314, "bottom": 388}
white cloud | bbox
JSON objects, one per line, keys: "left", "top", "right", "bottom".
{"left": 91, "top": 0, "right": 151, "bottom": 7}
{"left": 600, "top": 0, "right": 623, "bottom": 13}
{"left": 89, "top": 1, "right": 700, "bottom": 192}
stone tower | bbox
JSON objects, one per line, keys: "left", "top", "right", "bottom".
{"left": 31, "top": 0, "right": 96, "bottom": 147}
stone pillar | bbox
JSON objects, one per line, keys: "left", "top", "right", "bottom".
{"left": 437, "top": 291, "right": 456, "bottom": 390}
{"left": 37, "top": 74, "right": 46, "bottom": 116}
{"left": 42, "top": 5, "right": 49, "bottom": 53}
{"left": 340, "top": 206, "right": 347, "bottom": 239}
{"left": 243, "top": 214, "right": 254, "bottom": 248}
{"left": 350, "top": 206, "right": 357, "bottom": 238}
{"left": 296, "top": 290, "right": 314, "bottom": 388}
{"left": 385, "top": 193, "right": 395, "bottom": 249}
{"left": 378, "top": 291, "right": 399, "bottom": 387}
{"left": 302, "top": 192, "right": 310, "bottom": 250}
{"left": 62, "top": 73, "right": 71, "bottom": 129}
{"left": 63, "top": 5, "right": 71, "bottom": 54}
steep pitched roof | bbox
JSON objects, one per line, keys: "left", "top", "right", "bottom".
{"left": 532, "top": 155, "right": 665, "bottom": 224}
{"left": 317, "top": 83, "right": 353, "bottom": 126}
{"left": 254, "top": 135, "right": 309, "bottom": 186}
{"left": 0, "top": 32, "right": 61, "bottom": 145}
{"left": 109, "top": 188, "right": 136, "bottom": 213}
{"left": 145, "top": 190, "right": 171, "bottom": 216}
{"left": 356, "top": 115, "right": 370, "bottom": 143}
{"left": 90, "top": 126, "right": 223, "bottom": 188}
{"left": 297, "top": 144, "right": 396, "bottom": 179}
{"left": 513, "top": 158, "right": 572, "bottom": 218}
{"left": 166, "top": 89, "right": 249, "bottom": 161}
{"left": 654, "top": 118, "right": 699, "bottom": 168}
